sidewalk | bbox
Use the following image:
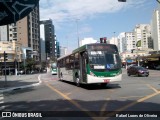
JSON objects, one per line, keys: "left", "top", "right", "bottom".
{"left": 0, "top": 74, "right": 41, "bottom": 93}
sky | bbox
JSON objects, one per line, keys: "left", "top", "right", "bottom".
{"left": 39, "top": 0, "right": 157, "bottom": 52}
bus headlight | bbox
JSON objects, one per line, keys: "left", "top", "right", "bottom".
{"left": 117, "top": 70, "right": 122, "bottom": 75}
{"left": 90, "top": 71, "right": 96, "bottom": 76}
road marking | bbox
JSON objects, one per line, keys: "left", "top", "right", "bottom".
{"left": 146, "top": 84, "right": 159, "bottom": 93}
{"left": 46, "top": 83, "right": 99, "bottom": 120}
{"left": 138, "top": 80, "right": 159, "bottom": 93}
{"left": 38, "top": 75, "right": 42, "bottom": 84}
{"left": 100, "top": 98, "right": 110, "bottom": 116}
{"left": 64, "top": 88, "right": 80, "bottom": 96}
{"left": 0, "top": 94, "right": 3, "bottom": 103}
{"left": 104, "top": 90, "right": 160, "bottom": 118}
{"left": 119, "top": 96, "right": 144, "bottom": 99}
{"left": 0, "top": 94, "right": 5, "bottom": 110}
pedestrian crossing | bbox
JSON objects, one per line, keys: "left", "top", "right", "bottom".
{"left": 0, "top": 94, "right": 4, "bottom": 110}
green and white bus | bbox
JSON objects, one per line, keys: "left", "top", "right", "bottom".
{"left": 51, "top": 63, "right": 57, "bottom": 75}
{"left": 57, "top": 43, "right": 122, "bottom": 86}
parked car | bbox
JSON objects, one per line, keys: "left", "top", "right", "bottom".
{"left": 127, "top": 64, "right": 137, "bottom": 70}
{"left": 155, "top": 65, "right": 160, "bottom": 70}
{"left": 127, "top": 66, "right": 149, "bottom": 77}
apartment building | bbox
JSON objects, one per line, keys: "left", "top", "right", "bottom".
{"left": 17, "top": 4, "right": 40, "bottom": 61}
{"left": 151, "top": 6, "right": 160, "bottom": 51}
{"left": 134, "top": 24, "right": 153, "bottom": 50}
{"left": 0, "top": 41, "right": 22, "bottom": 73}
{"left": 118, "top": 24, "right": 152, "bottom": 53}
{"left": 40, "top": 19, "right": 56, "bottom": 60}
{"left": 0, "top": 25, "right": 8, "bottom": 41}
{"left": 125, "top": 32, "right": 135, "bottom": 52}
{"left": 117, "top": 32, "right": 126, "bottom": 53}
{"left": 0, "top": 4, "right": 40, "bottom": 62}
{"left": 60, "top": 46, "right": 67, "bottom": 57}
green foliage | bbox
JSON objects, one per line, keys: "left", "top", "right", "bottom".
{"left": 136, "top": 40, "right": 141, "bottom": 47}
{"left": 25, "top": 58, "right": 36, "bottom": 70}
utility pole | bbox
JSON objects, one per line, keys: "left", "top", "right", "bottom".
{"left": 4, "top": 51, "right": 8, "bottom": 87}
{"left": 76, "top": 19, "right": 80, "bottom": 47}
{"left": 113, "top": 32, "right": 116, "bottom": 45}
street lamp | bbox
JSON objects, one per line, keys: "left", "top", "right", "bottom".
{"left": 76, "top": 19, "right": 80, "bottom": 47}
{"left": 113, "top": 32, "right": 116, "bottom": 44}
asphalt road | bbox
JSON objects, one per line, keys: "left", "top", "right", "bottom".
{"left": 0, "top": 68, "right": 160, "bottom": 120}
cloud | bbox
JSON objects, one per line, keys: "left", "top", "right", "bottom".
{"left": 39, "top": 0, "right": 147, "bottom": 23}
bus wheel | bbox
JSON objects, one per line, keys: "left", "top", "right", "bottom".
{"left": 101, "top": 83, "right": 107, "bottom": 88}
{"left": 127, "top": 72, "right": 130, "bottom": 76}
{"left": 76, "top": 78, "right": 80, "bottom": 87}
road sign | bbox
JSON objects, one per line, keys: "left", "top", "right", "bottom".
{"left": 0, "top": 0, "right": 39, "bottom": 25}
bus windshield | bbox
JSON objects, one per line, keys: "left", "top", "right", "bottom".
{"left": 51, "top": 63, "right": 57, "bottom": 68}
{"left": 88, "top": 51, "right": 121, "bottom": 71}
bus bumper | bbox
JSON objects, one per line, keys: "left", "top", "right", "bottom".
{"left": 87, "top": 74, "right": 122, "bottom": 84}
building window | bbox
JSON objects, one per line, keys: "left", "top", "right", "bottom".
{"left": 7, "top": 46, "right": 12, "bottom": 50}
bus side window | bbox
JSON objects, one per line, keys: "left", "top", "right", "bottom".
{"left": 84, "top": 51, "right": 88, "bottom": 63}
{"left": 74, "top": 53, "right": 80, "bottom": 69}
{"left": 66, "top": 57, "right": 70, "bottom": 69}
{"left": 70, "top": 54, "right": 74, "bottom": 69}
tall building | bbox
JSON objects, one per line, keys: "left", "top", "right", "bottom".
{"left": 109, "top": 37, "right": 119, "bottom": 47}
{"left": 0, "top": 25, "right": 8, "bottom": 41}
{"left": 117, "top": 32, "right": 126, "bottom": 53}
{"left": 40, "top": 19, "right": 56, "bottom": 60}
{"left": 40, "top": 24, "right": 46, "bottom": 62}
{"left": 151, "top": 7, "right": 160, "bottom": 51}
{"left": 134, "top": 24, "right": 152, "bottom": 50}
{"left": 120, "top": 24, "right": 152, "bottom": 53}
{"left": 56, "top": 41, "right": 60, "bottom": 58}
{"left": 125, "top": 32, "right": 135, "bottom": 52}
{"left": 0, "top": 4, "right": 40, "bottom": 61}
{"left": 17, "top": 4, "right": 40, "bottom": 61}
{"left": 60, "top": 46, "right": 67, "bottom": 57}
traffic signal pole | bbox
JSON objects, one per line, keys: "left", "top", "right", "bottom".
{"left": 4, "top": 51, "right": 7, "bottom": 87}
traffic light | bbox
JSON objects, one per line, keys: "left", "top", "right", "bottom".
{"left": 100, "top": 37, "right": 107, "bottom": 43}
{"left": 4, "top": 51, "right": 8, "bottom": 61}
{"left": 100, "top": 38, "right": 103, "bottom": 43}
{"left": 103, "top": 37, "right": 107, "bottom": 43}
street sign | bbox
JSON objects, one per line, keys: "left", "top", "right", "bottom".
{"left": 0, "top": 0, "right": 39, "bottom": 25}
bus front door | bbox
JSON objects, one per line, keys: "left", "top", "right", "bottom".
{"left": 80, "top": 52, "right": 87, "bottom": 83}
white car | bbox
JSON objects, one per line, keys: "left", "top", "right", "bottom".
{"left": 17, "top": 70, "right": 24, "bottom": 75}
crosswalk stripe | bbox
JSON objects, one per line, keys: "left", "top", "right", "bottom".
{"left": 0, "top": 94, "right": 4, "bottom": 110}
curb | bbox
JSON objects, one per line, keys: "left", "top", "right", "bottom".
{"left": 0, "top": 75, "right": 42, "bottom": 93}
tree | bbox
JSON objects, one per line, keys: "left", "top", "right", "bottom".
{"left": 25, "top": 58, "right": 36, "bottom": 71}
{"left": 136, "top": 40, "right": 141, "bottom": 47}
